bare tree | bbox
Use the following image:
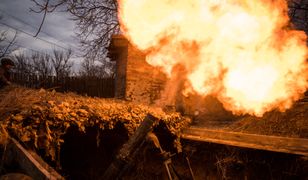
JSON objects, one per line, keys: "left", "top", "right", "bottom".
{"left": 31, "top": 0, "right": 119, "bottom": 61}
{"left": 79, "top": 58, "right": 114, "bottom": 78}
{"left": 13, "top": 52, "right": 33, "bottom": 75}
{"left": 0, "top": 30, "right": 18, "bottom": 58}
{"left": 79, "top": 58, "right": 98, "bottom": 77}
{"left": 0, "top": 15, "right": 18, "bottom": 57}
{"left": 31, "top": 52, "right": 53, "bottom": 78}
{"left": 68, "top": 0, "right": 119, "bottom": 61}
{"left": 30, "top": 0, "right": 66, "bottom": 37}
{"left": 51, "top": 49, "right": 73, "bottom": 78}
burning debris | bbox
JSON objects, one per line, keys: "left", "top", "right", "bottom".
{"left": 118, "top": 0, "right": 308, "bottom": 117}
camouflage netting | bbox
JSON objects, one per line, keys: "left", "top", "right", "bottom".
{"left": 0, "top": 86, "right": 191, "bottom": 161}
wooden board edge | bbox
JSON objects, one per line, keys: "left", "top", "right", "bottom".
{"left": 8, "top": 138, "right": 63, "bottom": 180}
{"left": 181, "top": 127, "right": 308, "bottom": 157}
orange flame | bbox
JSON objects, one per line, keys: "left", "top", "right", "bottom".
{"left": 118, "top": 0, "right": 308, "bottom": 117}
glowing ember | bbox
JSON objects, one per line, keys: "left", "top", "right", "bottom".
{"left": 118, "top": 0, "right": 308, "bottom": 117}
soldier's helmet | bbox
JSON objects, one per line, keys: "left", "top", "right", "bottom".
{"left": 1, "top": 57, "right": 15, "bottom": 66}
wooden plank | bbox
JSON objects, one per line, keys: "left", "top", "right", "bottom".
{"left": 181, "top": 127, "right": 308, "bottom": 156}
{"left": 5, "top": 138, "right": 63, "bottom": 180}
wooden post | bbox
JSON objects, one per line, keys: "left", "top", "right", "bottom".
{"left": 102, "top": 114, "right": 158, "bottom": 180}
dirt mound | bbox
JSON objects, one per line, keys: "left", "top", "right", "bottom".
{"left": 225, "top": 98, "right": 308, "bottom": 138}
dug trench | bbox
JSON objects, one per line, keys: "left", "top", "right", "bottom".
{"left": 1, "top": 118, "right": 308, "bottom": 179}
{"left": 57, "top": 121, "right": 178, "bottom": 179}
{"left": 34, "top": 124, "right": 307, "bottom": 179}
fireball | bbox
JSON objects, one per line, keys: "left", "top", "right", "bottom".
{"left": 118, "top": 0, "right": 308, "bottom": 117}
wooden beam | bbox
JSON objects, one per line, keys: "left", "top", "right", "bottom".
{"left": 102, "top": 114, "right": 158, "bottom": 180}
{"left": 181, "top": 127, "right": 308, "bottom": 156}
{"left": 5, "top": 138, "right": 63, "bottom": 180}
